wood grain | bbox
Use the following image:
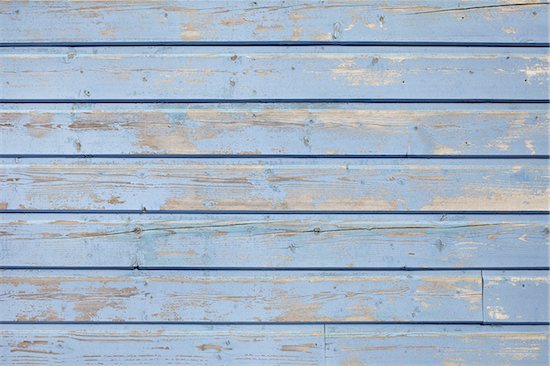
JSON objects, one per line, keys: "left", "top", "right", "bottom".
{"left": 326, "top": 324, "right": 550, "bottom": 365}
{"left": 1, "top": 1, "right": 548, "bottom": 44}
{"left": 2, "top": 324, "right": 548, "bottom": 366}
{"left": 484, "top": 270, "right": 549, "bottom": 323}
{"left": 0, "top": 324, "right": 325, "bottom": 365}
{"left": 1, "top": 103, "right": 548, "bottom": 156}
{"left": 1, "top": 158, "right": 547, "bottom": 211}
{"left": 1, "top": 47, "right": 548, "bottom": 100}
{"left": 0, "top": 0, "right": 547, "bottom": 361}
{"left": 1, "top": 213, "right": 548, "bottom": 269}
{"left": 0, "top": 270, "right": 482, "bottom": 322}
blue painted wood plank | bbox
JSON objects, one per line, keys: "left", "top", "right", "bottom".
{"left": 1, "top": 103, "right": 547, "bottom": 156}
{"left": 1, "top": 158, "right": 547, "bottom": 211}
{"left": 326, "top": 324, "right": 550, "bottom": 365}
{"left": 0, "top": 1, "right": 547, "bottom": 362}
{"left": 1, "top": 47, "right": 547, "bottom": 100}
{"left": 2, "top": 324, "right": 548, "bottom": 365}
{"left": 0, "top": 270, "right": 482, "bottom": 322}
{"left": 484, "top": 270, "right": 550, "bottom": 323}
{"left": 1, "top": 1, "right": 548, "bottom": 44}
{"left": 0, "top": 324, "right": 325, "bottom": 365}
{"left": 1, "top": 213, "right": 547, "bottom": 269}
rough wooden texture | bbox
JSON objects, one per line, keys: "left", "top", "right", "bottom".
{"left": 1, "top": 103, "right": 548, "bottom": 156}
{"left": 0, "top": 1, "right": 547, "bottom": 363}
{"left": 0, "top": 324, "right": 325, "bottom": 365}
{"left": 1, "top": 213, "right": 548, "bottom": 269}
{"left": 1, "top": 158, "right": 547, "bottom": 211}
{"left": 0, "top": 270, "right": 482, "bottom": 322}
{"left": 2, "top": 325, "right": 548, "bottom": 366}
{"left": 1, "top": 47, "right": 548, "bottom": 100}
{"left": 326, "top": 324, "right": 550, "bottom": 365}
{"left": 1, "top": 1, "right": 548, "bottom": 44}
{"left": 484, "top": 270, "right": 550, "bottom": 323}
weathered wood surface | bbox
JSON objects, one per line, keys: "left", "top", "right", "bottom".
{"left": 1, "top": 325, "right": 548, "bottom": 366}
{"left": 0, "top": 1, "right": 546, "bottom": 364}
{"left": 0, "top": 270, "right": 482, "bottom": 322}
{"left": 326, "top": 324, "right": 550, "bottom": 365}
{"left": 1, "top": 158, "right": 547, "bottom": 211}
{"left": 484, "top": 270, "right": 549, "bottom": 323}
{"left": 0, "top": 324, "right": 325, "bottom": 366}
{"left": 1, "top": 213, "right": 548, "bottom": 269}
{"left": 1, "top": 103, "right": 548, "bottom": 156}
{"left": 1, "top": 47, "right": 548, "bottom": 100}
{"left": 1, "top": 1, "right": 548, "bottom": 44}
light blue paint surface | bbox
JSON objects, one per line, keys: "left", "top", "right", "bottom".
{"left": 1, "top": 1, "right": 548, "bottom": 44}
{"left": 1, "top": 157, "right": 547, "bottom": 211}
{"left": 484, "top": 270, "right": 550, "bottom": 323}
{"left": 1, "top": 103, "right": 547, "bottom": 155}
{"left": 0, "top": 1, "right": 548, "bottom": 364}
{"left": 0, "top": 269, "right": 483, "bottom": 322}
{"left": 1, "top": 46, "right": 548, "bottom": 100}
{"left": 1, "top": 213, "right": 548, "bottom": 268}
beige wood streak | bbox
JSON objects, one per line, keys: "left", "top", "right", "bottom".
{"left": 1, "top": 104, "right": 547, "bottom": 155}
{"left": 1, "top": 1, "right": 548, "bottom": 43}
{"left": 0, "top": 325, "right": 325, "bottom": 366}
{"left": 1, "top": 159, "right": 547, "bottom": 211}
{"left": 0, "top": 271, "right": 482, "bottom": 322}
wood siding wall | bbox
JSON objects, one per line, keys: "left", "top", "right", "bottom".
{"left": 1, "top": 1, "right": 549, "bottom": 365}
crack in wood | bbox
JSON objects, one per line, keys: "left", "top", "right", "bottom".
{"left": 412, "top": 2, "right": 549, "bottom": 15}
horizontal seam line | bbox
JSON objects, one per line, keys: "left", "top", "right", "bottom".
{"left": 1, "top": 267, "right": 548, "bottom": 271}
{"left": 1, "top": 155, "right": 549, "bottom": 159}
{"left": 0, "top": 42, "right": 548, "bottom": 47}
{"left": 0, "top": 99, "right": 548, "bottom": 104}
{"left": 0, "top": 321, "right": 547, "bottom": 325}
{"left": 1, "top": 210, "right": 548, "bottom": 215}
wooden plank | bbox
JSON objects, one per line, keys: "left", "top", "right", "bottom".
{"left": 1, "top": 213, "right": 548, "bottom": 269}
{"left": 326, "top": 324, "right": 550, "bottom": 365}
{"left": 1, "top": 47, "right": 547, "bottom": 100}
{"left": 1, "top": 1, "right": 548, "bottom": 44}
{"left": 1, "top": 158, "right": 547, "bottom": 211}
{"left": 1, "top": 103, "right": 548, "bottom": 156}
{"left": 0, "top": 324, "right": 325, "bottom": 365}
{"left": 2, "top": 325, "right": 548, "bottom": 366}
{"left": 0, "top": 270, "right": 482, "bottom": 322}
{"left": 484, "top": 270, "right": 550, "bottom": 323}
